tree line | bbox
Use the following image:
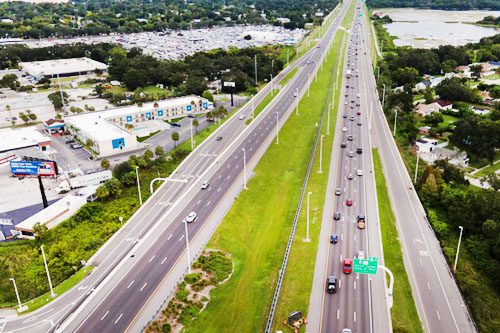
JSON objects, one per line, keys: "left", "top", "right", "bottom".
{"left": 366, "top": 0, "right": 499, "bottom": 10}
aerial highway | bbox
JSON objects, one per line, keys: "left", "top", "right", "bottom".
{"left": 308, "top": 4, "right": 391, "bottom": 333}
{"left": 0, "top": 2, "right": 352, "bottom": 333}
{"left": 356, "top": 4, "right": 477, "bottom": 333}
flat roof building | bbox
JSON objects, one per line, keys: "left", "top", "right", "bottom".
{"left": 65, "top": 95, "right": 213, "bottom": 157}
{"left": 0, "top": 127, "right": 51, "bottom": 153}
{"left": 19, "top": 57, "right": 108, "bottom": 79}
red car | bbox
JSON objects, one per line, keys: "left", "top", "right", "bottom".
{"left": 357, "top": 111, "right": 361, "bottom": 115}
{"left": 343, "top": 258, "right": 353, "bottom": 274}
{"left": 346, "top": 199, "right": 353, "bottom": 206}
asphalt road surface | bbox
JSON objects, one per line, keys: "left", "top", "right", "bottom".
{"left": 0, "top": 2, "right": 351, "bottom": 333}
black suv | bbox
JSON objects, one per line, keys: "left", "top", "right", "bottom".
{"left": 357, "top": 147, "right": 362, "bottom": 154}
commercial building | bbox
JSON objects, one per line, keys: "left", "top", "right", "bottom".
{"left": 65, "top": 96, "right": 213, "bottom": 157}
{"left": 19, "top": 57, "right": 108, "bottom": 80}
{"left": 15, "top": 195, "right": 87, "bottom": 239}
{"left": 0, "top": 127, "right": 51, "bottom": 153}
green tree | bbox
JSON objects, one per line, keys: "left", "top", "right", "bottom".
{"left": 424, "top": 112, "right": 444, "bottom": 126}
{"left": 32, "top": 222, "right": 48, "bottom": 242}
{"left": 435, "top": 78, "right": 479, "bottom": 103}
{"left": 28, "top": 113, "right": 37, "bottom": 122}
{"left": 392, "top": 67, "right": 420, "bottom": 87}
{"left": 423, "top": 87, "right": 434, "bottom": 104}
{"left": 482, "top": 172, "right": 500, "bottom": 191}
{"left": 96, "top": 184, "right": 110, "bottom": 199}
{"left": 143, "top": 149, "right": 154, "bottom": 161}
{"left": 85, "top": 139, "right": 95, "bottom": 148}
{"left": 48, "top": 92, "right": 68, "bottom": 110}
{"left": 202, "top": 90, "right": 214, "bottom": 102}
{"left": 470, "top": 64, "right": 482, "bottom": 81}
{"left": 100, "top": 158, "right": 110, "bottom": 170}
{"left": 482, "top": 219, "right": 498, "bottom": 238}
{"left": 19, "top": 112, "right": 29, "bottom": 124}
{"left": 154, "top": 146, "right": 164, "bottom": 158}
{"left": 171, "top": 131, "right": 180, "bottom": 148}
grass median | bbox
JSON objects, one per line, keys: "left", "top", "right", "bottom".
{"left": 184, "top": 5, "right": 354, "bottom": 333}
{"left": 372, "top": 148, "right": 423, "bottom": 333}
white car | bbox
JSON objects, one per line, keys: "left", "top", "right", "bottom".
{"left": 342, "top": 127, "right": 347, "bottom": 132}
{"left": 184, "top": 212, "right": 198, "bottom": 223}
{"left": 201, "top": 181, "right": 209, "bottom": 189}
{"left": 239, "top": 114, "right": 246, "bottom": 120}
{"left": 357, "top": 169, "right": 363, "bottom": 176}
{"left": 356, "top": 250, "right": 365, "bottom": 260}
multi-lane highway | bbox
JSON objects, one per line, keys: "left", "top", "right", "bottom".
{"left": 308, "top": 4, "right": 391, "bottom": 333}
{"left": 0, "top": 2, "right": 352, "bottom": 333}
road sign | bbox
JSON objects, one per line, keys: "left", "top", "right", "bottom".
{"left": 353, "top": 257, "right": 378, "bottom": 275}
{"left": 223, "top": 81, "right": 236, "bottom": 87}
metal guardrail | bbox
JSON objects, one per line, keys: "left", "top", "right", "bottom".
{"left": 263, "top": 10, "right": 348, "bottom": 332}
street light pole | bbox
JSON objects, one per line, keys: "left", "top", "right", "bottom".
{"left": 393, "top": 108, "right": 398, "bottom": 137}
{"left": 9, "top": 278, "right": 22, "bottom": 310}
{"left": 382, "top": 83, "right": 386, "bottom": 110}
{"left": 183, "top": 221, "right": 192, "bottom": 274}
{"left": 453, "top": 226, "right": 464, "bottom": 273}
{"left": 414, "top": 150, "right": 420, "bottom": 184}
{"left": 119, "top": 216, "right": 123, "bottom": 226}
{"left": 135, "top": 166, "right": 142, "bottom": 206}
{"left": 270, "top": 74, "right": 274, "bottom": 96}
{"left": 318, "top": 135, "right": 324, "bottom": 173}
{"left": 190, "top": 119, "right": 194, "bottom": 150}
{"left": 251, "top": 94, "right": 255, "bottom": 119}
{"left": 275, "top": 111, "right": 279, "bottom": 144}
{"left": 40, "top": 245, "right": 56, "bottom": 298}
{"left": 308, "top": 72, "right": 311, "bottom": 97}
{"left": 327, "top": 103, "right": 331, "bottom": 135}
{"left": 242, "top": 148, "right": 247, "bottom": 190}
{"left": 304, "top": 192, "right": 312, "bottom": 242}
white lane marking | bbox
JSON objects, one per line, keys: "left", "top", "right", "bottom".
{"left": 149, "top": 255, "right": 155, "bottom": 263}
{"left": 227, "top": 164, "right": 231, "bottom": 168}
{"left": 354, "top": 235, "right": 356, "bottom": 242}
{"left": 339, "top": 254, "right": 343, "bottom": 262}
{"left": 218, "top": 187, "right": 222, "bottom": 192}
{"left": 337, "top": 309, "right": 340, "bottom": 320}
{"left": 354, "top": 311, "right": 357, "bottom": 322}
{"left": 356, "top": 274, "right": 360, "bottom": 280}
{"left": 436, "top": 310, "right": 441, "bottom": 320}
{"left": 419, "top": 258, "right": 423, "bottom": 266}
{"left": 167, "top": 234, "right": 173, "bottom": 241}
{"left": 127, "top": 281, "right": 134, "bottom": 289}
{"left": 140, "top": 282, "right": 147, "bottom": 291}
{"left": 114, "top": 313, "right": 123, "bottom": 324}
{"left": 427, "top": 282, "right": 431, "bottom": 290}
{"left": 206, "top": 201, "right": 211, "bottom": 206}
{"left": 100, "top": 311, "right": 109, "bottom": 321}
{"left": 235, "top": 165, "right": 239, "bottom": 169}
{"left": 179, "top": 235, "right": 184, "bottom": 242}
{"left": 234, "top": 155, "right": 238, "bottom": 160}
{"left": 227, "top": 175, "right": 231, "bottom": 180}
{"left": 218, "top": 175, "right": 222, "bottom": 179}
{"left": 341, "top": 233, "right": 344, "bottom": 241}
{"left": 354, "top": 281, "right": 357, "bottom": 290}
{"left": 339, "top": 279, "right": 342, "bottom": 289}
{"left": 161, "top": 256, "right": 168, "bottom": 265}
{"left": 196, "top": 199, "right": 201, "bottom": 205}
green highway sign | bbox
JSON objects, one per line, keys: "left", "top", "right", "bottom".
{"left": 353, "top": 257, "right": 378, "bottom": 275}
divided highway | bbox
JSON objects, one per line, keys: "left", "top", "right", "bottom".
{"left": 0, "top": 2, "right": 352, "bottom": 333}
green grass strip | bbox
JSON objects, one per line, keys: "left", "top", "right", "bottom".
{"left": 372, "top": 148, "right": 423, "bottom": 333}
{"left": 20, "top": 266, "right": 93, "bottom": 313}
{"left": 281, "top": 67, "right": 298, "bottom": 87}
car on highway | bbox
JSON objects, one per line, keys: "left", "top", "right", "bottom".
{"left": 330, "top": 234, "right": 338, "bottom": 244}
{"left": 239, "top": 114, "right": 246, "bottom": 120}
{"left": 347, "top": 135, "right": 353, "bottom": 141}
{"left": 343, "top": 113, "right": 347, "bottom": 118}
{"left": 356, "top": 250, "right": 365, "bottom": 260}
{"left": 356, "top": 110, "right": 361, "bottom": 115}
{"left": 356, "top": 93, "right": 361, "bottom": 98}
{"left": 346, "top": 199, "right": 353, "bottom": 206}
{"left": 340, "top": 142, "right": 347, "bottom": 148}
{"left": 201, "top": 181, "right": 209, "bottom": 189}
{"left": 350, "top": 116, "right": 355, "bottom": 121}
{"left": 357, "top": 169, "right": 363, "bottom": 176}
{"left": 348, "top": 151, "right": 354, "bottom": 158}
{"left": 327, "top": 275, "right": 337, "bottom": 293}
{"left": 357, "top": 147, "right": 362, "bottom": 154}
{"left": 70, "top": 143, "right": 83, "bottom": 149}
{"left": 357, "top": 121, "right": 362, "bottom": 126}
{"left": 184, "top": 211, "right": 198, "bottom": 223}
{"left": 342, "top": 127, "right": 347, "bottom": 132}
{"left": 343, "top": 258, "right": 353, "bottom": 274}
{"left": 347, "top": 173, "right": 353, "bottom": 180}
{"left": 335, "top": 188, "right": 342, "bottom": 196}
{"left": 357, "top": 214, "right": 366, "bottom": 229}
{"left": 334, "top": 211, "right": 341, "bottom": 220}
{"left": 216, "top": 136, "right": 223, "bottom": 141}
{"left": 342, "top": 329, "right": 352, "bottom": 333}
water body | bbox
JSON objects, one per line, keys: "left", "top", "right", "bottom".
{"left": 375, "top": 8, "right": 500, "bottom": 48}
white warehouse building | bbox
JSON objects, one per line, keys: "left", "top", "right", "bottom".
{"left": 65, "top": 96, "right": 213, "bottom": 157}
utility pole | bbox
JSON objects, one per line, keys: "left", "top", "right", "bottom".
{"left": 254, "top": 54, "right": 258, "bottom": 86}
{"left": 393, "top": 108, "right": 398, "bottom": 137}
{"left": 251, "top": 94, "right": 255, "bottom": 119}
{"left": 190, "top": 119, "right": 194, "bottom": 150}
{"left": 414, "top": 150, "right": 420, "bottom": 184}
{"left": 382, "top": 83, "right": 386, "bottom": 110}
{"left": 56, "top": 73, "right": 67, "bottom": 114}
{"left": 9, "top": 278, "right": 23, "bottom": 310}
{"left": 304, "top": 192, "right": 312, "bottom": 242}
{"left": 318, "top": 135, "right": 324, "bottom": 173}
{"left": 270, "top": 74, "right": 274, "bottom": 96}
{"left": 41, "top": 245, "right": 56, "bottom": 298}
{"left": 242, "top": 148, "right": 247, "bottom": 189}
{"left": 453, "top": 226, "right": 464, "bottom": 273}
{"left": 135, "top": 166, "right": 142, "bottom": 205}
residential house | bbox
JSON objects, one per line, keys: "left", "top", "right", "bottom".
{"left": 436, "top": 99, "right": 453, "bottom": 110}
{"left": 414, "top": 80, "right": 431, "bottom": 91}
{"left": 419, "top": 126, "right": 431, "bottom": 135}
{"left": 415, "top": 102, "right": 441, "bottom": 117}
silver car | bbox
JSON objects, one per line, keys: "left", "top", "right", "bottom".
{"left": 184, "top": 212, "right": 198, "bottom": 223}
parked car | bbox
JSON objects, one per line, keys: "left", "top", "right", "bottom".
{"left": 71, "top": 143, "right": 83, "bottom": 149}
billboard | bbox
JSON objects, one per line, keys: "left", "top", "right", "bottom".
{"left": 10, "top": 160, "right": 58, "bottom": 177}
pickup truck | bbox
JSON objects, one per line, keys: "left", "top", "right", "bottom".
{"left": 327, "top": 275, "right": 337, "bottom": 293}
{"left": 357, "top": 214, "right": 366, "bottom": 229}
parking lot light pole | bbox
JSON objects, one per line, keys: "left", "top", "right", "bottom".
{"left": 184, "top": 220, "right": 192, "bottom": 274}
{"left": 41, "top": 245, "right": 56, "bottom": 298}
{"left": 453, "top": 226, "right": 464, "bottom": 273}
{"left": 275, "top": 111, "right": 279, "bottom": 144}
{"left": 318, "top": 135, "right": 324, "bottom": 173}
{"left": 135, "top": 166, "right": 142, "bottom": 206}
{"left": 242, "top": 148, "right": 247, "bottom": 190}
{"left": 9, "top": 278, "right": 22, "bottom": 310}
{"left": 304, "top": 192, "right": 312, "bottom": 242}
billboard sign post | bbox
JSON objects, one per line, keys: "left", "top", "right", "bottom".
{"left": 9, "top": 160, "right": 58, "bottom": 177}
{"left": 224, "top": 81, "right": 236, "bottom": 106}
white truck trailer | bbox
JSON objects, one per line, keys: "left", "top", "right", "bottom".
{"left": 56, "top": 170, "right": 112, "bottom": 194}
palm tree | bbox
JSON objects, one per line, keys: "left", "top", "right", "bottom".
{"left": 171, "top": 131, "right": 180, "bottom": 148}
